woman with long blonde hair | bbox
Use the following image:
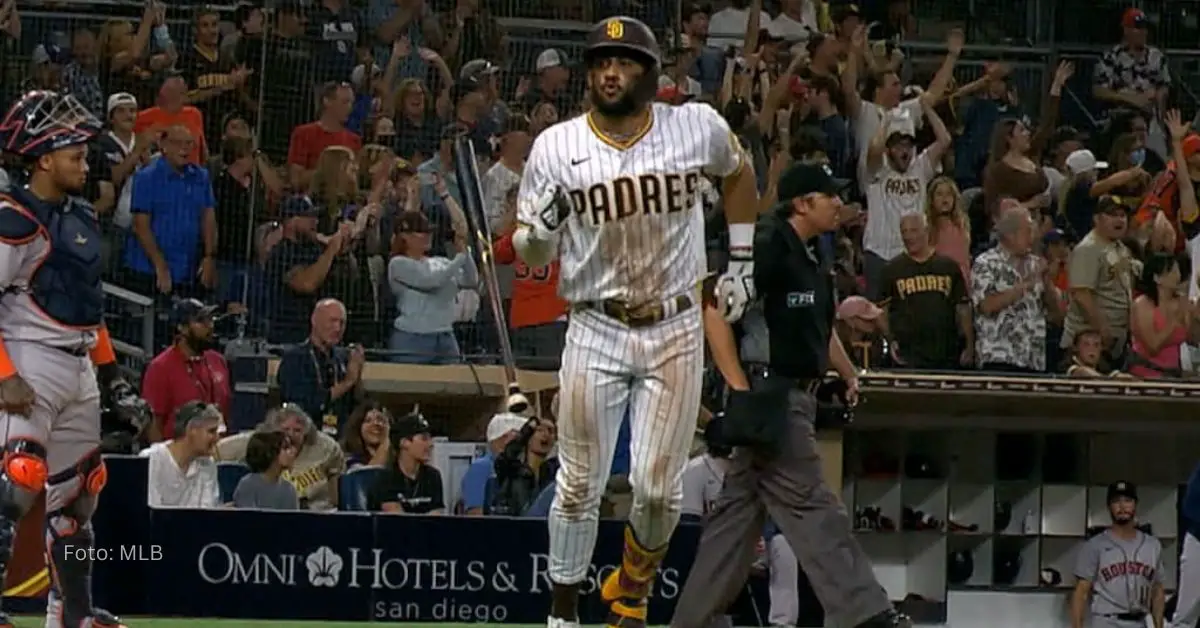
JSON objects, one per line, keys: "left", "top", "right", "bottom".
{"left": 302, "top": 146, "right": 378, "bottom": 343}
{"left": 925, "top": 176, "right": 970, "bottom": 282}
{"left": 310, "top": 146, "right": 360, "bottom": 228}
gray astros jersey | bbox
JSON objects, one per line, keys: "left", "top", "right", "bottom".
{"left": 1075, "top": 529, "right": 1164, "bottom": 618}
{"left": 517, "top": 102, "right": 744, "bottom": 305}
{"left": 681, "top": 453, "right": 726, "bottom": 517}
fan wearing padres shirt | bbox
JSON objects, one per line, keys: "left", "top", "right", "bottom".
{"left": 513, "top": 15, "right": 760, "bottom": 628}
{"left": 1071, "top": 482, "right": 1166, "bottom": 628}
{"left": 878, "top": 213, "right": 974, "bottom": 369}
{"left": 861, "top": 99, "right": 952, "bottom": 300}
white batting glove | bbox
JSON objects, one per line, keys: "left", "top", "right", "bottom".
{"left": 528, "top": 186, "right": 574, "bottom": 241}
{"left": 715, "top": 223, "right": 756, "bottom": 322}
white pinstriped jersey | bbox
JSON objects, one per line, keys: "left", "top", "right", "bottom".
{"left": 518, "top": 102, "right": 744, "bottom": 305}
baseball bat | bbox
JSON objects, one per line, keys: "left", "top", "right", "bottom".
{"left": 452, "top": 136, "right": 530, "bottom": 415}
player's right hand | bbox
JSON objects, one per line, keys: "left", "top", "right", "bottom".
{"left": 529, "top": 186, "right": 574, "bottom": 239}
{"left": 0, "top": 373, "right": 34, "bottom": 416}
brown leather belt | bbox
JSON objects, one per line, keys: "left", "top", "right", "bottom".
{"left": 578, "top": 294, "right": 695, "bottom": 328}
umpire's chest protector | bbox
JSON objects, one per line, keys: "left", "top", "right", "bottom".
{"left": 20, "top": 192, "right": 105, "bottom": 327}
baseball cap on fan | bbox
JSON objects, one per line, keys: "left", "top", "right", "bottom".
{"left": 172, "top": 298, "right": 218, "bottom": 326}
{"left": 1121, "top": 7, "right": 1148, "bottom": 29}
{"left": 459, "top": 59, "right": 501, "bottom": 90}
{"left": 350, "top": 63, "right": 381, "bottom": 90}
{"left": 486, "top": 413, "right": 527, "bottom": 442}
{"left": 32, "top": 43, "right": 65, "bottom": 66}
{"left": 536, "top": 49, "right": 567, "bottom": 72}
{"left": 107, "top": 92, "right": 138, "bottom": 117}
{"left": 280, "top": 195, "right": 319, "bottom": 220}
{"left": 1065, "top": 149, "right": 1108, "bottom": 175}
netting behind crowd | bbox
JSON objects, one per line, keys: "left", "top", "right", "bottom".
{"left": 1, "top": 0, "right": 685, "bottom": 366}
{"left": 8, "top": 0, "right": 1200, "bottom": 369}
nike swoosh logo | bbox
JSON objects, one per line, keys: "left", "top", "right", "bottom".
{"left": 571, "top": 158, "right": 591, "bottom": 166}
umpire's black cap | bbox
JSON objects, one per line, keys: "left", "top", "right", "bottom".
{"left": 1107, "top": 481, "right": 1138, "bottom": 502}
{"left": 775, "top": 163, "right": 851, "bottom": 211}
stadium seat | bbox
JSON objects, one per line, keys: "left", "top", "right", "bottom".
{"left": 339, "top": 466, "right": 385, "bottom": 511}
{"left": 216, "top": 462, "right": 250, "bottom": 503}
{"left": 524, "top": 482, "right": 556, "bottom": 518}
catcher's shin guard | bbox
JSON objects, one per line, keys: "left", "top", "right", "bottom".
{"left": 45, "top": 449, "right": 108, "bottom": 627}
{"left": 0, "top": 437, "right": 48, "bottom": 628}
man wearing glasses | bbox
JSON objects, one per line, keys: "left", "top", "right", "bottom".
{"left": 124, "top": 123, "right": 218, "bottom": 346}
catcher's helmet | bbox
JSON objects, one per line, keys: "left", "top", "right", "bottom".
{"left": 0, "top": 91, "right": 101, "bottom": 158}
{"left": 583, "top": 17, "right": 661, "bottom": 104}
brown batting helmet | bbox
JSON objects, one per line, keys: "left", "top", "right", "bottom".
{"left": 583, "top": 16, "right": 662, "bottom": 70}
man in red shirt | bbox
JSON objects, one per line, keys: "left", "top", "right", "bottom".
{"left": 287, "top": 81, "right": 362, "bottom": 191}
{"left": 141, "top": 299, "right": 232, "bottom": 442}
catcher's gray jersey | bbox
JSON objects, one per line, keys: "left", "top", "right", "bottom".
{"left": 1075, "top": 529, "right": 1164, "bottom": 615}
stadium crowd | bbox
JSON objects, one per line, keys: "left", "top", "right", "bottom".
{"left": 1, "top": 0, "right": 1196, "bottom": 496}
{"left": 7, "top": 0, "right": 1193, "bottom": 380}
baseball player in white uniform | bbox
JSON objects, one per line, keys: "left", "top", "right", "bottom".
{"left": 1071, "top": 482, "right": 1166, "bottom": 628}
{"left": 513, "top": 16, "right": 759, "bottom": 628}
{"left": 1169, "top": 464, "right": 1200, "bottom": 628}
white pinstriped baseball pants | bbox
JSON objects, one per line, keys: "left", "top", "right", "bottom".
{"left": 1171, "top": 533, "right": 1200, "bottom": 628}
{"left": 547, "top": 306, "right": 704, "bottom": 585}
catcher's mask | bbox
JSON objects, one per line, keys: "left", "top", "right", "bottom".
{"left": 813, "top": 379, "right": 855, "bottom": 430}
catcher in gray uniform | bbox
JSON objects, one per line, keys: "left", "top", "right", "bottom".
{"left": 1071, "top": 482, "right": 1166, "bottom": 628}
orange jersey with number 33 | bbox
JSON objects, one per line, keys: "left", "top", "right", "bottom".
{"left": 494, "top": 229, "right": 568, "bottom": 328}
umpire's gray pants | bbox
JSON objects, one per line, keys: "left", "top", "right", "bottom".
{"left": 671, "top": 387, "right": 892, "bottom": 628}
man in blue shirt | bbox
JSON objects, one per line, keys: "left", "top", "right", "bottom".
{"left": 125, "top": 124, "right": 216, "bottom": 346}
{"left": 460, "top": 412, "right": 526, "bottom": 515}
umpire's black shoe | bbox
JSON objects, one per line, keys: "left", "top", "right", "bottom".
{"left": 854, "top": 609, "right": 913, "bottom": 628}
{"left": 88, "top": 607, "right": 127, "bottom": 627}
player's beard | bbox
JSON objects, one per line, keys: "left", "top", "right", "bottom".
{"left": 590, "top": 82, "right": 641, "bottom": 118}
{"left": 184, "top": 330, "right": 215, "bottom": 354}
{"left": 55, "top": 171, "right": 86, "bottom": 196}
{"left": 1112, "top": 513, "right": 1135, "bottom": 525}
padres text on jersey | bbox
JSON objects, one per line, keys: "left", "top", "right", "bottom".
{"left": 518, "top": 102, "right": 744, "bottom": 306}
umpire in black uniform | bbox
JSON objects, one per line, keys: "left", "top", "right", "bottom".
{"left": 672, "top": 163, "right": 909, "bottom": 628}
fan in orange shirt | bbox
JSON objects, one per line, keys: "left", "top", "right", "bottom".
{"left": 494, "top": 201, "right": 568, "bottom": 370}
{"left": 1134, "top": 116, "right": 1200, "bottom": 253}
{"left": 134, "top": 73, "right": 207, "bottom": 164}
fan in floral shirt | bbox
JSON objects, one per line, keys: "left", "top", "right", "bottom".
{"left": 970, "top": 204, "right": 1065, "bottom": 372}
